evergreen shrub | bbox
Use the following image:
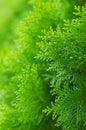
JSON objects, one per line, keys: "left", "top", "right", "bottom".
{"left": 0, "top": 0, "right": 86, "bottom": 130}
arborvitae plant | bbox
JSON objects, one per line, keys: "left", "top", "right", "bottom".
{"left": 37, "top": 5, "right": 86, "bottom": 130}
{"left": 0, "top": 0, "right": 72, "bottom": 129}
{"left": 0, "top": 0, "right": 86, "bottom": 130}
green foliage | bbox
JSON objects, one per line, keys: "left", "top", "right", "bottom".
{"left": 0, "top": 0, "right": 86, "bottom": 130}
{"left": 38, "top": 6, "right": 86, "bottom": 130}
{"left": 0, "top": 0, "right": 68, "bottom": 129}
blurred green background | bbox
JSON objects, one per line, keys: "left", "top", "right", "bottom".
{"left": 0, "top": 0, "right": 30, "bottom": 56}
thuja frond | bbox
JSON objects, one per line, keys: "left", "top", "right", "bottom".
{"left": 37, "top": 5, "right": 86, "bottom": 130}
{"left": 0, "top": 1, "right": 86, "bottom": 130}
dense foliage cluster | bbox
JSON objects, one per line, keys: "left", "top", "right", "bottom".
{"left": 39, "top": 6, "right": 86, "bottom": 130}
{"left": 0, "top": 0, "right": 86, "bottom": 130}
